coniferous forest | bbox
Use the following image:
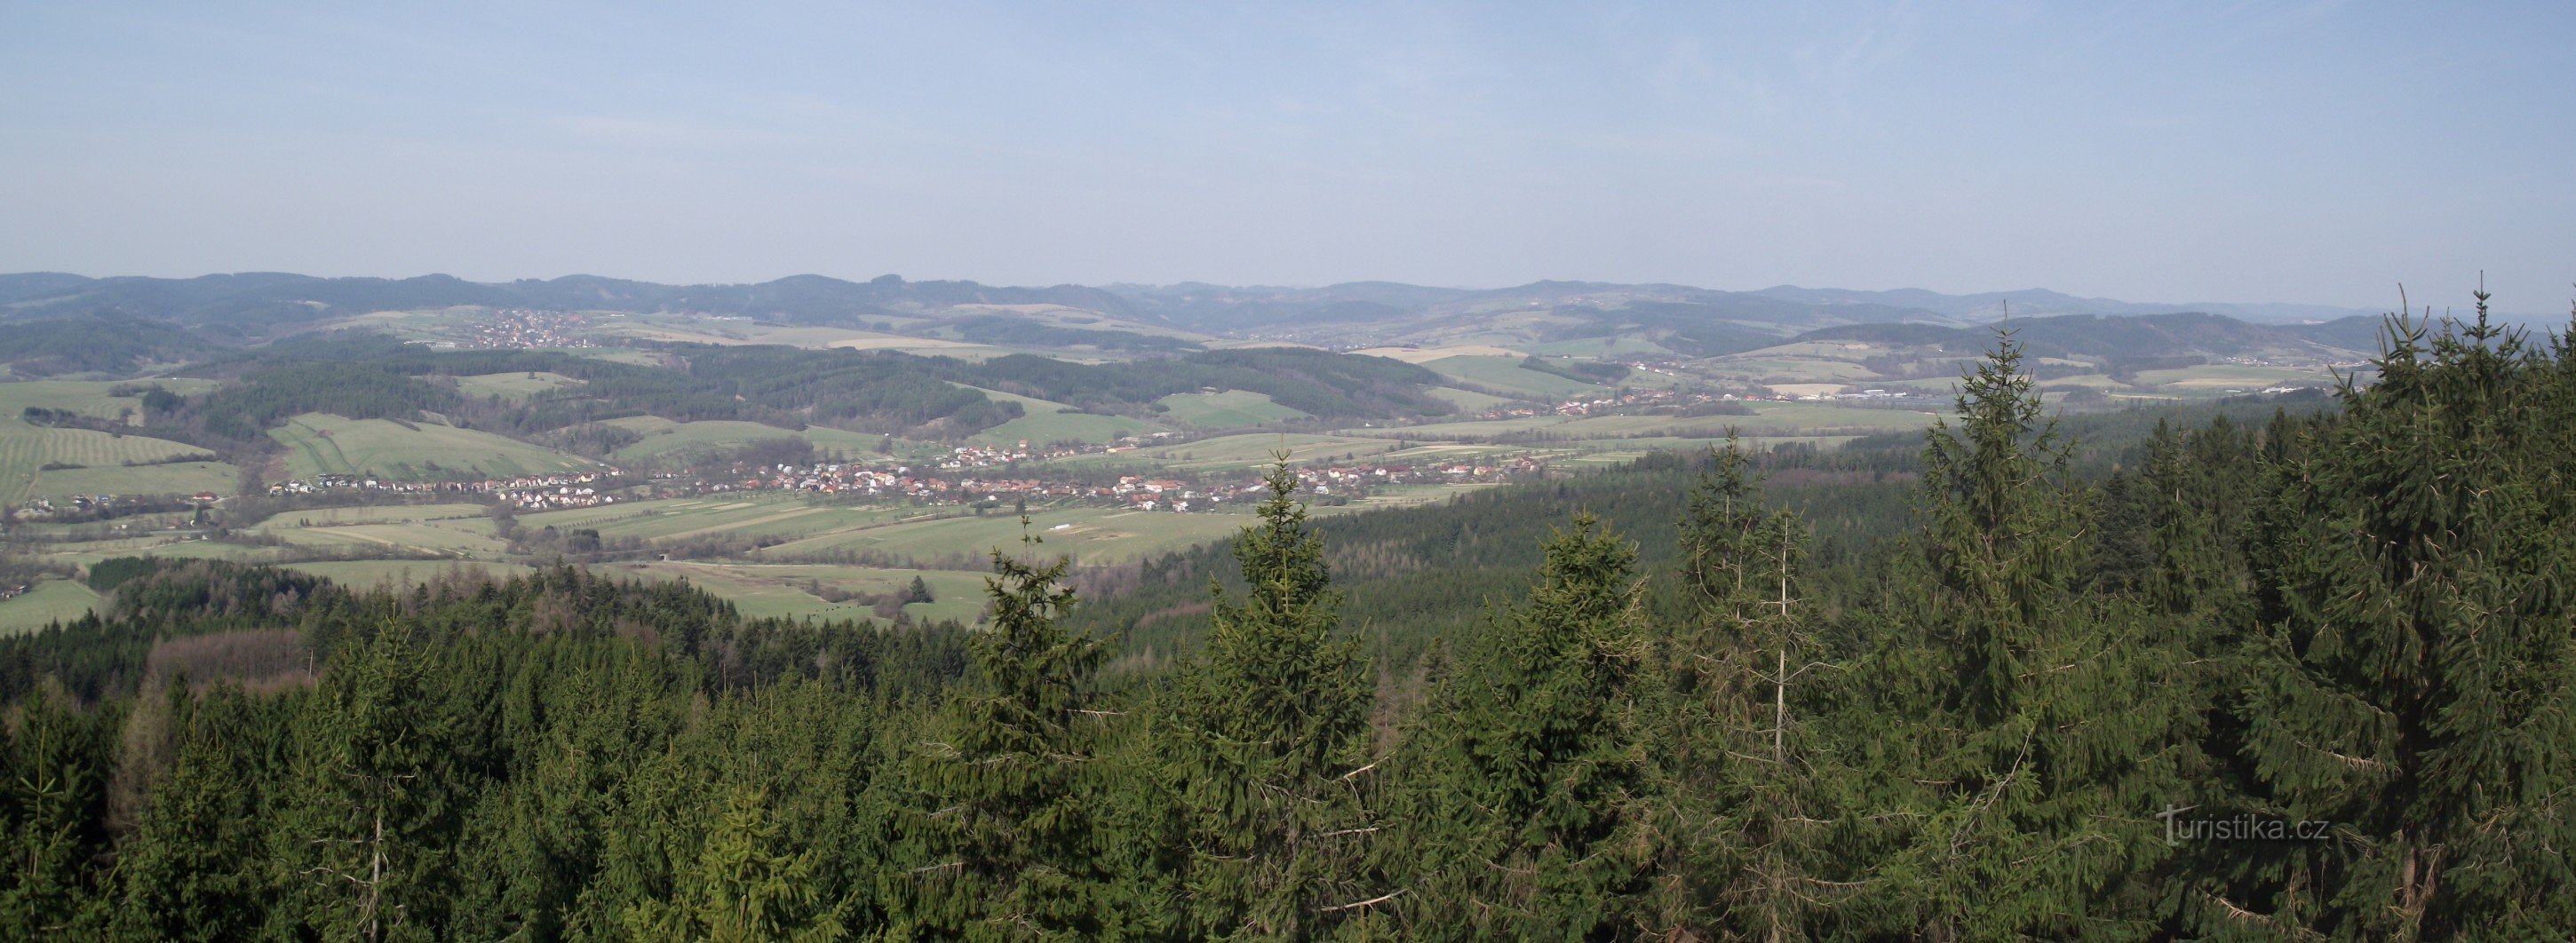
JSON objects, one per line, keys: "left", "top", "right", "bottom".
{"left": 3, "top": 307, "right": 2572, "bottom": 939}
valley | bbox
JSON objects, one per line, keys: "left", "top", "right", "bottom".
{"left": 0, "top": 272, "right": 2372, "bottom": 633}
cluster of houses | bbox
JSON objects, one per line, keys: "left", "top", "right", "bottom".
{"left": 647, "top": 451, "right": 1550, "bottom": 515}
{"left": 265, "top": 472, "right": 624, "bottom": 510}
{"left": 444, "top": 309, "right": 597, "bottom": 351}
{"left": 938, "top": 433, "right": 1185, "bottom": 471}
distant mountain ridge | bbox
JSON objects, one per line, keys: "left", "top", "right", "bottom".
{"left": 0, "top": 270, "right": 2461, "bottom": 354}
{"left": 1787, "top": 312, "right": 2390, "bottom": 364}
{"left": 0, "top": 272, "right": 1135, "bottom": 337}
{"left": 1753, "top": 285, "right": 2385, "bottom": 325}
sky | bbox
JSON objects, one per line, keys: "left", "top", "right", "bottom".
{"left": 3, "top": 2, "right": 2571, "bottom": 313}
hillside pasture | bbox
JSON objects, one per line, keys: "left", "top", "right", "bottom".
{"left": 259, "top": 520, "right": 512, "bottom": 559}
{"left": 1421, "top": 355, "right": 1604, "bottom": 399}
{"left": 27, "top": 461, "right": 237, "bottom": 503}
{"left": 971, "top": 410, "right": 1166, "bottom": 448}
{"left": 269, "top": 413, "right": 602, "bottom": 482}
{"left": 514, "top": 495, "right": 934, "bottom": 545}
{"left": 606, "top": 417, "right": 889, "bottom": 465}
{"left": 1155, "top": 390, "right": 1311, "bottom": 429}
{"left": 1355, "top": 401, "right": 1940, "bottom": 441}
{"left": 1425, "top": 386, "right": 1517, "bottom": 412}
{"left": 0, "top": 413, "right": 232, "bottom": 502}
{"left": 2131, "top": 364, "right": 2335, "bottom": 392}
{"left": 452, "top": 371, "right": 584, "bottom": 400}
{"left": 758, "top": 506, "right": 1252, "bottom": 566}
{"left": 250, "top": 503, "right": 491, "bottom": 529}
{"left": 1046, "top": 432, "right": 1397, "bottom": 473}
{"left": 0, "top": 580, "right": 100, "bottom": 636}
{"left": 0, "top": 378, "right": 219, "bottom": 425}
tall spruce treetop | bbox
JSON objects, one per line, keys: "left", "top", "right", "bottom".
{"left": 1666, "top": 438, "right": 1848, "bottom": 939}
{"left": 2230, "top": 297, "right": 2576, "bottom": 938}
{"left": 1403, "top": 515, "right": 1659, "bottom": 939}
{"left": 1918, "top": 330, "right": 2080, "bottom": 725}
{"left": 1162, "top": 458, "right": 1378, "bottom": 938}
{"left": 895, "top": 528, "right": 1111, "bottom": 939}
{"left": 1864, "top": 329, "right": 2182, "bottom": 939}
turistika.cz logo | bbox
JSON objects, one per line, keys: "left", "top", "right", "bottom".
{"left": 2155, "top": 804, "right": 2332, "bottom": 846}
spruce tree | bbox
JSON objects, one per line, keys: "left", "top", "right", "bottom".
{"left": 893, "top": 528, "right": 1114, "bottom": 939}
{"left": 1403, "top": 515, "right": 1658, "bottom": 939}
{"left": 1862, "top": 331, "right": 2184, "bottom": 938}
{"left": 1665, "top": 438, "right": 1848, "bottom": 939}
{"left": 2222, "top": 300, "right": 2576, "bottom": 937}
{"left": 1158, "top": 459, "right": 1380, "bottom": 937}
{"left": 273, "top": 622, "right": 464, "bottom": 942}
{"left": 118, "top": 687, "right": 267, "bottom": 941}
{"left": 624, "top": 782, "right": 845, "bottom": 941}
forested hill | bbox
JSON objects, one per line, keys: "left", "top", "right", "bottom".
{"left": 3, "top": 310, "right": 2567, "bottom": 938}
{"left": 123, "top": 338, "right": 1452, "bottom": 448}
{"left": 1789, "top": 310, "right": 2389, "bottom": 361}
{"left": 0, "top": 313, "right": 222, "bottom": 376}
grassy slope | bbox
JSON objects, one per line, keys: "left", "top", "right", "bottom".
{"left": 453, "top": 372, "right": 585, "bottom": 400}
{"left": 758, "top": 505, "right": 1253, "bottom": 565}
{"left": 606, "top": 416, "right": 889, "bottom": 464}
{"left": 1044, "top": 432, "right": 1398, "bottom": 474}
{"left": 1421, "top": 355, "right": 1604, "bottom": 399}
{"left": 0, "top": 581, "right": 100, "bottom": 636}
{"left": 269, "top": 413, "right": 601, "bottom": 482}
{"left": 1154, "top": 390, "right": 1311, "bottom": 429}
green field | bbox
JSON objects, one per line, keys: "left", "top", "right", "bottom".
{"left": 258, "top": 520, "right": 513, "bottom": 558}
{"left": 1356, "top": 401, "right": 1940, "bottom": 441}
{"left": 250, "top": 503, "right": 492, "bottom": 529}
{"left": 517, "top": 495, "right": 937, "bottom": 544}
{"left": 972, "top": 410, "right": 1166, "bottom": 448}
{"left": 453, "top": 371, "right": 585, "bottom": 400}
{"left": 606, "top": 416, "right": 890, "bottom": 465}
{"left": 604, "top": 561, "right": 994, "bottom": 624}
{"left": 21, "top": 457, "right": 237, "bottom": 503}
{"left": 2132, "top": 364, "right": 2336, "bottom": 391}
{"left": 1426, "top": 386, "right": 1519, "bottom": 412}
{"left": 1047, "top": 432, "right": 1398, "bottom": 473}
{"left": 759, "top": 506, "right": 1253, "bottom": 565}
{"left": 0, "top": 379, "right": 219, "bottom": 424}
{"left": 1155, "top": 391, "right": 1311, "bottom": 429}
{"left": 1422, "top": 355, "right": 1605, "bottom": 399}
{"left": 269, "top": 413, "right": 603, "bottom": 482}
{"left": 0, "top": 580, "right": 100, "bottom": 635}
{"left": 588, "top": 560, "right": 886, "bottom": 622}
{"left": 0, "top": 416, "right": 233, "bottom": 503}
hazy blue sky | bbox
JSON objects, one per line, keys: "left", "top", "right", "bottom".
{"left": 4, "top": 2, "right": 2569, "bottom": 311}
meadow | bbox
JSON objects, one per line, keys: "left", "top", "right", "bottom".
{"left": 1153, "top": 390, "right": 1311, "bottom": 429}
{"left": 0, "top": 580, "right": 100, "bottom": 635}
{"left": 268, "top": 413, "right": 603, "bottom": 481}
{"left": 1421, "top": 355, "right": 1607, "bottom": 399}
{"left": 1046, "top": 432, "right": 1399, "bottom": 473}
{"left": 516, "top": 495, "right": 937, "bottom": 545}
{"left": 606, "top": 416, "right": 889, "bottom": 465}
{"left": 1356, "top": 401, "right": 1941, "bottom": 441}
{"left": 757, "top": 505, "right": 1255, "bottom": 566}
{"left": 971, "top": 409, "right": 1167, "bottom": 448}
{"left": 452, "top": 371, "right": 585, "bottom": 400}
